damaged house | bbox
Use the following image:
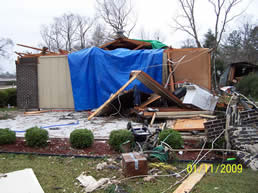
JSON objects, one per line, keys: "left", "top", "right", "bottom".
{"left": 13, "top": 37, "right": 258, "bottom": 171}
{"left": 16, "top": 38, "right": 212, "bottom": 112}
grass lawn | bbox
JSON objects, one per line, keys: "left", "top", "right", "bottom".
{"left": 0, "top": 154, "right": 257, "bottom": 193}
{"left": 0, "top": 107, "right": 17, "bottom": 112}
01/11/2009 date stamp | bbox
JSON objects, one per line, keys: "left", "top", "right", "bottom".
{"left": 187, "top": 164, "right": 243, "bottom": 174}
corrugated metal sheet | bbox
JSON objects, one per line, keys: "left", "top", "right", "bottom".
{"left": 38, "top": 55, "right": 74, "bottom": 109}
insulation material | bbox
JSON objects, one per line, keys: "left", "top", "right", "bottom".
{"left": 0, "top": 168, "right": 44, "bottom": 193}
{"left": 173, "top": 118, "right": 206, "bottom": 131}
{"left": 183, "top": 84, "right": 218, "bottom": 111}
{"left": 166, "top": 48, "right": 211, "bottom": 90}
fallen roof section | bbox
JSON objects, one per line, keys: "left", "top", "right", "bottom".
{"left": 131, "top": 71, "right": 185, "bottom": 108}
{"left": 88, "top": 70, "right": 186, "bottom": 120}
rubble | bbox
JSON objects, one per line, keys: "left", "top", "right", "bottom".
{"left": 76, "top": 174, "right": 110, "bottom": 193}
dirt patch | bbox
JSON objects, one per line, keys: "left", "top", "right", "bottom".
{"left": 0, "top": 137, "right": 117, "bottom": 156}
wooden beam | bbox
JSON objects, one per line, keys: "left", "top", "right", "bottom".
{"left": 173, "top": 163, "right": 211, "bottom": 193}
{"left": 139, "top": 94, "right": 161, "bottom": 108}
{"left": 131, "top": 71, "right": 185, "bottom": 108}
{"left": 17, "top": 44, "right": 57, "bottom": 54}
{"left": 167, "top": 52, "right": 175, "bottom": 92}
{"left": 88, "top": 72, "right": 140, "bottom": 120}
{"left": 133, "top": 44, "right": 144, "bottom": 50}
{"left": 143, "top": 111, "right": 213, "bottom": 118}
{"left": 150, "top": 112, "right": 156, "bottom": 126}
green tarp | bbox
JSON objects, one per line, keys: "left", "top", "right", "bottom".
{"left": 133, "top": 39, "right": 167, "bottom": 49}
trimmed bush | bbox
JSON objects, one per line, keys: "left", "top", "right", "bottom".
{"left": 70, "top": 129, "right": 94, "bottom": 149}
{"left": 25, "top": 127, "right": 48, "bottom": 147}
{"left": 0, "top": 128, "right": 16, "bottom": 145}
{"left": 0, "top": 90, "right": 8, "bottom": 107}
{"left": 5, "top": 88, "right": 17, "bottom": 106}
{"left": 159, "top": 129, "right": 183, "bottom": 149}
{"left": 109, "top": 129, "right": 134, "bottom": 151}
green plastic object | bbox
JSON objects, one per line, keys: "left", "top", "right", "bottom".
{"left": 133, "top": 39, "right": 167, "bottom": 49}
{"left": 227, "top": 158, "right": 236, "bottom": 161}
{"left": 150, "top": 145, "right": 169, "bottom": 162}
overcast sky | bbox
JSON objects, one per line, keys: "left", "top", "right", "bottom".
{"left": 0, "top": 0, "right": 257, "bottom": 73}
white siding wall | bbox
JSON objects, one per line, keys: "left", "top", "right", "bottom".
{"left": 38, "top": 55, "right": 74, "bottom": 109}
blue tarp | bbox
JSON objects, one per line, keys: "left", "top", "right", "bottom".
{"left": 68, "top": 47, "right": 163, "bottom": 111}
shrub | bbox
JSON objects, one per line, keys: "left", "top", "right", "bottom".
{"left": 0, "top": 90, "right": 8, "bottom": 107}
{"left": 236, "top": 73, "right": 258, "bottom": 100}
{"left": 25, "top": 127, "right": 48, "bottom": 147}
{"left": 70, "top": 129, "right": 94, "bottom": 149}
{"left": 5, "top": 88, "right": 17, "bottom": 106}
{"left": 205, "top": 137, "right": 225, "bottom": 149}
{"left": 0, "top": 128, "right": 16, "bottom": 145}
{"left": 159, "top": 129, "right": 183, "bottom": 149}
{"left": 109, "top": 129, "right": 134, "bottom": 151}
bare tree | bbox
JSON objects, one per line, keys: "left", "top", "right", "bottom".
{"left": 173, "top": 0, "right": 201, "bottom": 47}
{"left": 40, "top": 13, "right": 95, "bottom": 51}
{"left": 58, "top": 14, "right": 79, "bottom": 51}
{"left": 89, "top": 23, "right": 111, "bottom": 47}
{"left": 76, "top": 15, "right": 94, "bottom": 49}
{"left": 173, "top": 0, "right": 244, "bottom": 89}
{"left": 138, "top": 28, "right": 166, "bottom": 42}
{"left": 40, "top": 23, "right": 63, "bottom": 51}
{"left": 173, "top": 0, "right": 243, "bottom": 50}
{"left": 181, "top": 38, "right": 196, "bottom": 48}
{"left": 208, "top": 0, "right": 243, "bottom": 52}
{"left": 96, "top": 0, "right": 137, "bottom": 37}
{"left": 0, "top": 38, "right": 13, "bottom": 57}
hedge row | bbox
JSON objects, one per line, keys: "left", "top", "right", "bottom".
{"left": 0, "top": 127, "right": 183, "bottom": 151}
{"left": 0, "top": 127, "right": 95, "bottom": 149}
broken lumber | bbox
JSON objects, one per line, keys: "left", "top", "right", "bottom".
{"left": 88, "top": 73, "right": 140, "bottom": 120}
{"left": 139, "top": 93, "right": 161, "bottom": 108}
{"left": 150, "top": 112, "right": 156, "bottom": 126}
{"left": 131, "top": 71, "right": 185, "bottom": 108}
{"left": 88, "top": 70, "right": 186, "bottom": 120}
{"left": 173, "top": 163, "right": 211, "bottom": 193}
{"left": 24, "top": 110, "right": 50, "bottom": 115}
{"left": 173, "top": 118, "right": 206, "bottom": 131}
{"left": 143, "top": 111, "right": 213, "bottom": 118}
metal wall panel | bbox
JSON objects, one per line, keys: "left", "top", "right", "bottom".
{"left": 38, "top": 56, "right": 74, "bottom": 109}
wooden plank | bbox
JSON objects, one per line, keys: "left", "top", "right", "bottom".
{"left": 162, "top": 52, "right": 168, "bottom": 85}
{"left": 173, "top": 119, "right": 206, "bottom": 131}
{"left": 131, "top": 71, "right": 185, "bottom": 108}
{"left": 150, "top": 112, "right": 156, "bottom": 126}
{"left": 139, "top": 94, "right": 161, "bottom": 108}
{"left": 167, "top": 52, "right": 175, "bottom": 92}
{"left": 133, "top": 44, "right": 144, "bottom": 50}
{"left": 173, "top": 164, "right": 211, "bottom": 193}
{"left": 143, "top": 111, "right": 213, "bottom": 118}
{"left": 88, "top": 73, "right": 140, "bottom": 120}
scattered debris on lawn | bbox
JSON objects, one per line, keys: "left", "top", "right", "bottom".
{"left": 77, "top": 173, "right": 110, "bottom": 193}
{"left": 0, "top": 39, "right": 257, "bottom": 192}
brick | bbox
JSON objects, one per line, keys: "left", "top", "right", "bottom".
{"left": 122, "top": 152, "right": 148, "bottom": 177}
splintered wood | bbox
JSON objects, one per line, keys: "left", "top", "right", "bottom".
{"left": 173, "top": 164, "right": 211, "bottom": 193}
